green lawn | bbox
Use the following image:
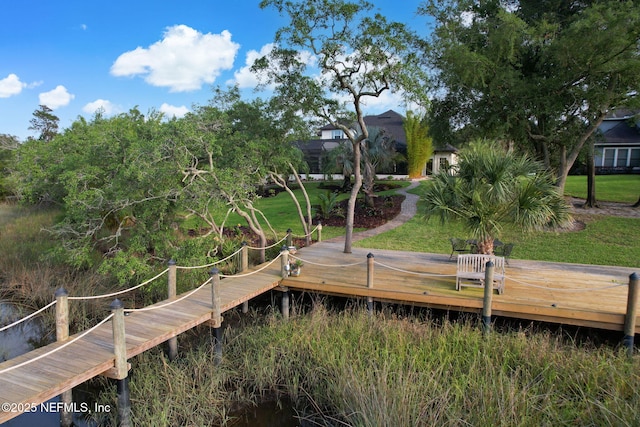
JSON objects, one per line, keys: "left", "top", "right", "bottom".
{"left": 564, "top": 174, "right": 640, "bottom": 203}
{"left": 353, "top": 180, "right": 640, "bottom": 268}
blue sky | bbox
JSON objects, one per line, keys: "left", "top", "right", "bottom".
{"left": 0, "top": 0, "right": 428, "bottom": 141}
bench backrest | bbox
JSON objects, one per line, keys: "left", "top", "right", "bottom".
{"left": 457, "top": 254, "right": 505, "bottom": 274}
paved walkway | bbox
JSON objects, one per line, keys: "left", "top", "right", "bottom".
{"left": 327, "top": 179, "right": 422, "bottom": 243}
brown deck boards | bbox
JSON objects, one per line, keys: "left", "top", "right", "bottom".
{"left": 283, "top": 242, "right": 638, "bottom": 332}
{"left": 0, "top": 270, "right": 281, "bottom": 423}
{"left": 0, "top": 241, "right": 637, "bottom": 423}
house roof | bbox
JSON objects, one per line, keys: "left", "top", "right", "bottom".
{"left": 363, "top": 110, "right": 406, "bottom": 145}
{"left": 598, "top": 120, "right": 640, "bottom": 145}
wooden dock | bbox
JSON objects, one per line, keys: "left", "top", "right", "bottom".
{"left": 0, "top": 241, "right": 637, "bottom": 424}
{"left": 0, "top": 268, "right": 282, "bottom": 424}
{"left": 282, "top": 242, "right": 639, "bottom": 333}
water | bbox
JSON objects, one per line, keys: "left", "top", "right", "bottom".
{"left": 0, "top": 302, "right": 99, "bottom": 427}
{"left": 0, "top": 302, "right": 46, "bottom": 362}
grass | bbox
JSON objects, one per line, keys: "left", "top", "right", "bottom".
{"left": 90, "top": 304, "right": 640, "bottom": 426}
{"left": 564, "top": 174, "right": 640, "bottom": 203}
{"left": 356, "top": 179, "right": 640, "bottom": 268}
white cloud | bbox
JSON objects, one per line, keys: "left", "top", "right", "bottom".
{"left": 160, "top": 103, "right": 189, "bottom": 118}
{"left": 111, "top": 25, "right": 240, "bottom": 92}
{"left": 83, "top": 99, "right": 120, "bottom": 116}
{"left": 231, "top": 43, "right": 276, "bottom": 89}
{"left": 39, "top": 85, "right": 75, "bottom": 109}
{"left": 81, "top": 24, "right": 87, "bottom": 31}
{"left": 0, "top": 74, "right": 27, "bottom": 98}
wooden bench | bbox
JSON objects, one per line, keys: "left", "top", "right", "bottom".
{"left": 456, "top": 254, "right": 506, "bottom": 294}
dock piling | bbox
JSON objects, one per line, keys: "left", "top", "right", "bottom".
{"left": 210, "top": 268, "right": 223, "bottom": 366}
{"left": 110, "top": 299, "right": 131, "bottom": 427}
{"left": 55, "top": 287, "right": 73, "bottom": 427}
{"left": 482, "top": 261, "right": 495, "bottom": 335}
{"left": 623, "top": 272, "right": 639, "bottom": 357}
{"left": 367, "top": 253, "right": 374, "bottom": 314}
{"left": 167, "top": 259, "right": 178, "bottom": 361}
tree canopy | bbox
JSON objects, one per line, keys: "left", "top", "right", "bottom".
{"left": 421, "top": 0, "right": 640, "bottom": 193}
{"left": 10, "top": 91, "right": 308, "bottom": 281}
{"left": 257, "top": 0, "right": 429, "bottom": 252}
{"left": 423, "top": 140, "right": 571, "bottom": 254}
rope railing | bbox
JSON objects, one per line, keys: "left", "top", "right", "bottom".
{"left": 374, "top": 260, "right": 457, "bottom": 278}
{"left": 68, "top": 268, "right": 170, "bottom": 301}
{"left": 177, "top": 246, "right": 244, "bottom": 270}
{"left": 125, "top": 276, "right": 213, "bottom": 313}
{"left": 288, "top": 254, "right": 366, "bottom": 268}
{"left": 290, "top": 224, "right": 320, "bottom": 239}
{"left": 245, "top": 235, "right": 288, "bottom": 250}
{"left": 220, "top": 253, "right": 282, "bottom": 278}
{"left": 0, "top": 300, "right": 57, "bottom": 332}
{"left": 0, "top": 312, "right": 115, "bottom": 374}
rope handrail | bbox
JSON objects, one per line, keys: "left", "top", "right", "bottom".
{"left": 289, "top": 254, "right": 366, "bottom": 268}
{"left": 68, "top": 268, "right": 170, "bottom": 301}
{"left": 508, "top": 277, "right": 627, "bottom": 292}
{"left": 0, "top": 312, "right": 115, "bottom": 374}
{"left": 0, "top": 300, "right": 57, "bottom": 332}
{"left": 125, "top": 277, "right": 213, "bottom": 313}
{"left": 220, "top": 253, "right": 282, "bottom": 278}
{"left": 373, "top": 260, "right": 457, "bottom": 278}
{"left": 245, "top": 235, "right": 287, "bottom": 251}
{"left": 290, "top": 224, "right": 320, "bottom": 239}
{"left": 177, "top": 246, "right": 244, "bottom": 270}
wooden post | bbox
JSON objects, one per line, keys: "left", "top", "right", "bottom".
{"left": 167, "top": 259, "right": 178, "bottom": 361}
{"left": 623, "top": 272, "right": 639, "bottom": 357}
{"left": 367, "top": 253, "right": 374, "bottom": 314}
{"left": 55, "top": 288, "right": 72, "bottom": 427}
{"left": 281, "top": 290, "right": 290, "bottom": 319}
{"left": 210, "top": 268, "right": 223, "bottom": 366}
{"left": 241, "top": 242, "right": 249, "bottom": 313}
{"left": 482, "top": 260, "right": 495, "bottom": 335}
{"left": 281, "top": 246, "right": 290, "bottom": 279}
{"left": 110, "top": 299, "right": 131, "bottom": 427}
{"left": 317, "top": 223, "right": 322, "bottom": 242}
{"left": 286, "top": 228, "right": 293, "bottom": 248}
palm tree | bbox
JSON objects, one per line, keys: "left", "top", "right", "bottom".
{"left": 423, "top": 140, "right": 571, "bottom": 255}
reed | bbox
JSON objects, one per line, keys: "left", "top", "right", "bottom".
{"left": 90, "top": 304, "right": 640, "bottom": 426}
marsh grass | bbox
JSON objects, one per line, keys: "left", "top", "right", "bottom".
{"left": 92, "top": 304, "right": 640, "bottom": 426}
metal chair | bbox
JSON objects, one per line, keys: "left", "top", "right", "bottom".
{"left": 494, "top": 243, "right": 514, "bottom": 264}
{"left": 449, "top": 238, "right": 471, "bottom": 260}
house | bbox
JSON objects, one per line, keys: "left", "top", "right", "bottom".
{"left": 594, "top": 110, "right": 640, "bottom": 174}
{"left": 298, "top": 109, "right": 458, "bottom": 177}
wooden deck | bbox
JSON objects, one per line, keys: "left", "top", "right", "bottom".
{"left": 0, "top": 241, "right": 637, "bottom": 423}
{"left": 282, "top": 242, "right": 639, "bottom": 333}
{"left": 0, "top": 269, "right": 282, "bottom": 424}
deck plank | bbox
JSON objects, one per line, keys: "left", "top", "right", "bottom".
{"left": 0, "top": 241, "right": 637, "bottom": 423}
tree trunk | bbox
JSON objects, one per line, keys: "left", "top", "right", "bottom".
{"left": 344, "top": 142, "right": 363, "bottom": 253}
{"left": 583, "top": 139, "right": 599, "bottom": 208}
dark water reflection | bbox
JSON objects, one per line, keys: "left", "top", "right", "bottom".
{"left": 231, "top": 400, "right": 303, "bottom": 427}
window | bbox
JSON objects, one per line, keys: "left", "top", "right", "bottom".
{"left": 616, "top": 149, "right": 628, "bottom": 167}
{"left": 602, "top": 148, "right": 640, "bottom": 168}
{"left": 630, "top": 149, "right": 640, "bottom": 167}
{"left": 603, "top": 149, "right": 615, "bottom": 167}
{"left": 332, "top": 130, "right": 343, "bottom": 139}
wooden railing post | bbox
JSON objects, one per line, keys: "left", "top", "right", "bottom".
{"left": 367, "top": 253, "right": 374, "bottom": 314}
{"left": 317, "top": 223, "right": 322, "bottom": 242}
{"left": 110, "top": 299, "right": 131, "bottom": 427}
{"left": 167, "top": 259, "right": 178, "bottom": 361}
{"left": 482, "top": 260, "right": 495, "bottom": 335}
{"left": 286, "top": 228, "right": 293, "bottom": 248}
{"left": 210, "top": 268, "right": 223, "bottom": 366}
{"left": 623, "top": 272, "right": 639, "bottom": 357}
{"left": 241, "top": 242, "right": 249, "bottom": 313}
{"left": 280, "top": 246, "right": 290, "bottom": 279}
{"left": 55, "top": 288, "right": 72, "bottom": 427}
